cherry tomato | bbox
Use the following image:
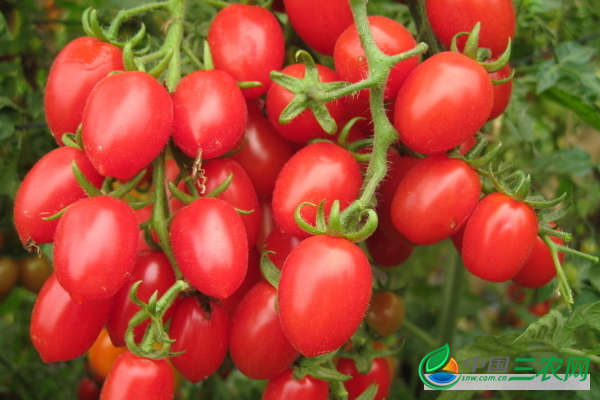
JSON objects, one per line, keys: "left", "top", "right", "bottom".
{"left": 262, "top": 369, "right": 329, "bottom": 400}
{"left": 462, "top": 193, "right": 538, "bottom": 282}
{"left": 337, "top": 357, "right": 391, "bottom": 400}
{"left": 99, "top": 352, "right": 174, "bottom": 400}
{"left": 170, "top": 197, "right": 248, "bottom": 298}
{"left": 264, "top": 227, "right": 302, "bottom": 270}
{"left": 391, "top": 154, "right": 481, "bottom": 245}
{"left": 82, "top": 71, "right": 173, "bottom": 180}
{"left": 266, "top": 63, "right": 346, "bottom": 143}
{"left": 272, "top": 142, "right": 362, "bottom": 238}
{"left": 168, "top": 297, "right": 229, "bottom": 382}
{"left": 88, "top": 328, "right": 127, "bottom": 380}
{"left": 45, "top": 37, "right": 123, "bottom": 145}
{"left": 366, "top": 292, "right": 405, "bottom": 337}
{"left": 394, "top": 52, "right": 493, "bottom": 154}
{"left": 0, "top": 257, "right": 19, "bottom": 297}
{"left": 426, "top": 0, "right": 515, "bottom": 57}
{"left": 230, "top": 100, "right": 294, "bottom": 197}
{"left": 19, "top": 254, "right": 53, "bottom": 293}
{"left": 365, "top": 225, "right": 413, "bottom": 267}
{"left": 30, "top": 273, "right": 113, "bottom": 362}
{"left": 106, "top": 251, "right": 177, "bottom": 347}
{"left": 278, "top": 236, "right": 372, "bottom": 357}
{"left": 208, "top": 4, "right": 284, "bottom": 98}
{"left": 53, "top": 196, "right": 139, "bottom": 303}
{"left": 77, "top": 376, "right": 101, "bottom": 400}
{"left": 172, "top": 69, "right": 247, "bottom": 159}
{"left": 528, "top": 299, "right": 552, "bottom": 318}
{"left": 334, "top": 16, "right": 418, "bottom": 101}
{"left": 488, "top": 63, "right": 513, "bottom": 120}
{"left": 14, "top": 147, "right": 104, "bottom": 246}
{"left": 512, "top": 236, "right": 564, "bottom": 289}
{"left": 219, "top": 248, "right": 263, "bottom": 316}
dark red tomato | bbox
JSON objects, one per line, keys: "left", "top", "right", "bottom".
{"left": 266, "top": 63, "right": 346, "bottom": 143}
{"left": 278, "top": 236, "right": 372, "bottom": 357}
{"left": 334, "top": 16, "right": 418, "bottom": 101}
{"left": 203, "top": 158, "right": 261, "bottom": 247}
{"left": 82, "top": 71, "right": 172, "bottom": 180}
{"left": 365, "top": 225, "right": 413, "bottom": 267}
{"left": 30, "top": 273, "right": 112, "bottom": 362}
{"left": 462, "top": 193, "right": 538, "bottom": 282}
{"left": 488, "top": 63, "right": 513, "bottom": 120}
{"left": 14, "top": 147, "right": 104, "bottom": 245}
{"left": 264, "top": 227, "right": 302, "bottom": 270}
{"left": 45, "top": 37, "right": 123, "bottom": 146}
{"left": 391, "top": 154, "right": 481, "bottom": 245}
{"left": 0, "top": 257, "right": 19, "bottom": 297}
{"left": 231, "top": 101, "right": 294, "bottom": 197}
{"left": 54, "top": 196, "right": 138, "bottom": 303}
{"left": 394, "top": 52, "right": 493, "bottom": 154}
{"left": 426, "top": 0, "right": 515, "bottom": 57}
{"left": 219, "top": 248, "right": 263, "bottom": 316}
{"left": 272, "top": 142, "right": 362, "bottom": 238}
{"left": 172, "top": 70, "right": 247, "bottom": 159}
{"left": 169, "top": 297, "right": 229, "bottom": 382}
{"left": 256, "top": 196, "right": 275, "bottom": 251}
{"left": 262, "top": 369, "right": 329, "bottom": 400}
{"left": 366, "top": 292, "right": 405, "bottom": 337}
{"left": 512, "top": 236, "right": 564, "bottom": 289}
{"left": 77, "top": 376, "right": 101, "bottom": 400}
{"left": 208, "top": 4, "right": 284, "bottom": 99}
{"left": 528, "top": 299, "right": 551, "bottom": 318}
{"left": 230, "top": 281, "right": 299, "bottom": 379}
{"left": 100, "top": 352, "right": 173, "bottom": 400}
{"left": 106, "top": 251, "right": 177, "bottom": 347}
{"left": 337, "top": 357, "right": 391, "bottom": 400}
{"left": 170, "top": 197, "right": 248, "bottom": 298}
{"left": 19, "top": 254, "right": 53, "bottom": 293}
{"left": 283, "top": 0, "right": 353, "bottom": 55}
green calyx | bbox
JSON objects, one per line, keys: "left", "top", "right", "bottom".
{"left": 450, "top": 22, "right": 512, "bottom": 73}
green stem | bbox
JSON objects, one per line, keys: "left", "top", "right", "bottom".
{"left": 402, "top": 319, "right": 437, "bottom": 349}
{"left": 542, "top": 235, "right": 574, "bottom": 308}
{"left": 107, "top": 1, "right": 169, "bottom": 38}
{"left": 164, "top": 0, "right": 187, "bottom": 92}
{"left": 437, "top": 251, "right": 464, "bottom": 348}
{"left": 526, "top": 346, "right": 600, "bottom": 364}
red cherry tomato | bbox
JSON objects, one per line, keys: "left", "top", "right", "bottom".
{"left": 168, "top": 297, "right": 229, "bottom": 382}
{"left": 262, "top": 369, "right": 330, "bottom": 400}
{"left": 219, "top": 248, "right": 263, "bottom": 316}
{"left": 45, "top": 37, "right": 123, "bottom": 145}
{"left": 488, "top": 63, "right": 513, "bottom": 120}
{"left": 14, "top": 147, "right": 104, "bottom": 246}
{"left": 337, "top": 357, "right": 391, "bottom": 400}
{"left": 462, "top": 193, "right": 538, "bottom": 282}
{"left": 172, "top": 69, "right": 247, "bottom": 159}
{"left": 278, "top": 236, "right": 372, "bottom": 357}
{"left": 170, "top": 197, "right": 248, "bottom": 298}
{"left": 208, "top": 4, "right": 284, "bottom": 98}
{"left": 266, "top": 63, "right": 346, "bottom": 143}
{"left": 264, "top": 227, "right": 302, "bottom": 270}
{"left": 334, "top": 16, "right": 418, "bottom": 101}
{"left": 391, "top": 154, "right": 481, "bottom": 245}
{"left": 426, "top": 0, "right": 515, "bottom": 57}
{"left": 394, "top": 52, "right": 493, "bottom": 154}
{"left": 283, "top": 0, "right": 353, "bottom": 55}
{"left": 77, "top": 377, "right": 101, "bottom": 400}
{"left": 100, "top": 352, "right": 174, "bottom": 400}
{"left": 82, "top": 71, "right": 173, "bottom": 180}
{"left": 365, "top": 225, "right": 413, "bottom": 267}
{"left": 230, "top": 281, "right": 299, "bottom": 379}
{"left": 30, "top": 273, "right": 113, "bottom": 362}
{"left": 230, "top": 100, "right": 294, "bottom": 197}
{"left": 54, "top": 196, "right": 139, "bottom": 303}
{"left": 272, "top": 142, "right": 362, "bottom": 238}
{"left": 512, "top": 236, "right": 564, "bottom": 289}
{"left": 106, "top": 251, "right": 177, "bottom": 347}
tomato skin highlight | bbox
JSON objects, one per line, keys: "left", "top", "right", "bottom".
{"left": 53, "top": 196, "right": 139, "bottom": 304}
{"left": 278, "top": 235, "right": 372, "bottom": 357}
{"left": 169, "top": 297, "right": 229, "bottom": 382}
{"left": 100, "top": 352, "right": 174, "bottom": 400}
{"left": 462, "top": 193, "right": 539, "bottom": 282}
{"left": 82, "top": 71, "right": 173, "bottom": 180}
{"left": 391, "top": 154, "right": 481, "bottom": 245}
{"left": 14, "top": 147, "right": 104, "bottom": 245}
{"left": 208, "top": 4, "right": 284, "bottom": 98}
{"left": 45, "top": 37, "right": 124, "bottom": 146}
{"left": 262, "top": 369, "right": 330, "bottom": 400}
{"left": 272, "top": 142, "right": 362, "bottom": 238}
{"left": 512, "top": 236, "right": 564, "bottom": 289}
{"left": 170, "top": 197, "right": 248, "bottom": 298}
{"left": 172, "top": 70, "right": 247, "bottom": 159}
{"left": 30, "top": 273, "right": 113, "bottom": 363}
{"left": 394, "top": 52, "right": 493, "bottom": 154}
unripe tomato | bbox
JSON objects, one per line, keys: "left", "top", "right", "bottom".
{"left": 366, "top": 292, "right": 405, "bottom": 336}
{"left": 0, "top": 257, "right": 19, "bottom": 298}
{"left": 19, "top": 254, "right": 53, "bottom": 293}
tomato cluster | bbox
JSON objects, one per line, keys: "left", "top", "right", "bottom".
{"left": 12, "top": 1, "right": 572, "bottom": 399}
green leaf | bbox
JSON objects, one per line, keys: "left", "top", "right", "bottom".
{"left": 424, "top": 344, "right": 450, "bottom": 373}
{"left": 0, "top": 11, "right": 12, "bottom": 42}
{"left": 455, "top": 333, "right": 525, "bottom": 367}
{"left": 513, "top": 309, "right": 576, "bottom": 349}
{"left": 566, "top": 302, "right": 594, "bottom": 330}
{"left": 526, "top": 148, "right": 592, "bottom": 177}
{"left": 581, "top": 301, "right": 600, "bottom": 331}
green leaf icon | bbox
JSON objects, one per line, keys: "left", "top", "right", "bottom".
{"left": 425, "top": 343, "right": 450, "bottom": 373}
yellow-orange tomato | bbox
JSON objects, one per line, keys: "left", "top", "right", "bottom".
{"left": 366, "top": 292, "right": 405, "bottom": 337}
{"left": 87, "top": 328, "right": 127, "bottom": 380}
